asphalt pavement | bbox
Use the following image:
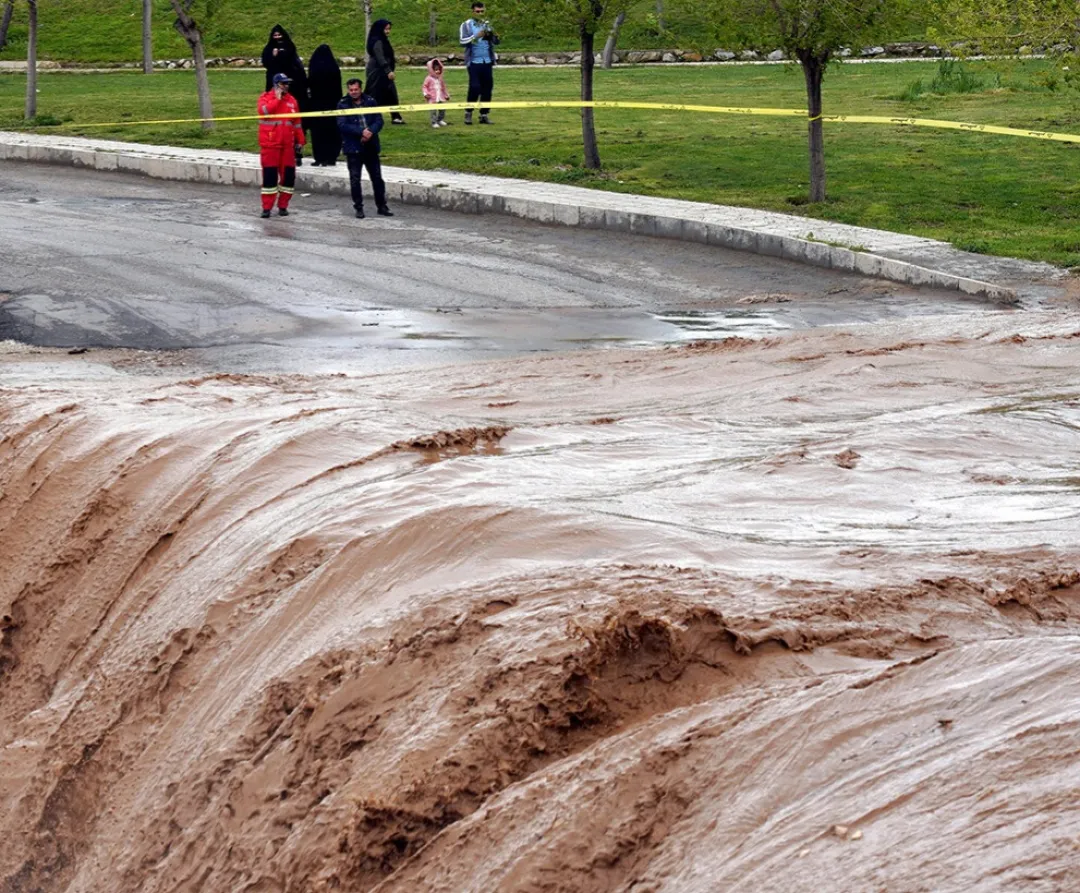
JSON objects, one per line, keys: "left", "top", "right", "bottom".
{"left": 0, "top": 162, "right": 1003, "bottom": 374}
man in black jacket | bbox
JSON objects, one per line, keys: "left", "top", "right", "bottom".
{"left": 337, "top": 78, "right": 393, "bottom": 219}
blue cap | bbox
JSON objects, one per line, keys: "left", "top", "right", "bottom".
{"left": 272, "top": 73, "right": 292, "bottom": 85}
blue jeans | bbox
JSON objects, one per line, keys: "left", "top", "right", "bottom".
{"left": 346, "top": 150, "right": 386, "bottom": 210}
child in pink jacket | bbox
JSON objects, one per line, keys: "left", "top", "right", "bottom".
{"left": 423, "top": 58, "right": 451, "bottom": 128}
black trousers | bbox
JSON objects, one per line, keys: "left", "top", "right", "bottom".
{"left": 467, "top": 63, "right": 494, "bottom": 115}
{"left": 346, "top": 150, "right": 387, "bottom": 210}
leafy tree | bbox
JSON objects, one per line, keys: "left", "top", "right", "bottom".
{"left": 933, "top": 1, "right": 1080, "bottom": 55}
{"left": 169, "top": 0, "right": 214, "bottom": 130}
{"left": 694, "top": 0, "right": 917, "bottom": 202}
{"left": 507, "top": 0, "right": 633, "bottom": 168}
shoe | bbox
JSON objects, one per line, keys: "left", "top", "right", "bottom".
{"left": 464, "top": 111, "right": 473, "bottom": 125}
{"left": 479, "top": 115, "right": 492, "bottom": 125}
{"left": 432, "top": 123, "right": 440, "bottom": 129}
{"left": 260, "top": 209, "right": 271, "bottom": 219}
{"left": 439, "top": 120, "right": 449, "bottom": 127}
{"left": 391, "top": 118, "right": 405, "bottom": 125}
{"left": 355, "top": 208, "right": 365, "bottom": 219}
{"left": 377, "top": 207, "right": 394, "bottom": 217}
{"left": 278, "top": 208, "right": 290, "bottom": 217}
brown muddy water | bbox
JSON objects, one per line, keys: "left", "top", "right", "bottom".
{"left": 2, "top": 307, "right": 1080, "bottom": 893}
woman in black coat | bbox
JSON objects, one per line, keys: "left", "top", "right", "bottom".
{"left": 365, "top": 18, "right": 404, "bottom": 124}
{"left": 306, "top": 44, "right": 343, "bottom": 166}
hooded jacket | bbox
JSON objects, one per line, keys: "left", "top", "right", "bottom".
{"left": 422, "top": 60, "right": 450, "bottom": 103}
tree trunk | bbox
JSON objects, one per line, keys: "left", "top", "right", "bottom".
{"left": 429, "top": 7, "right": 438, "bottom": 46}
{"left": 602, "top": 11, "right": 625, "bottom": 69}
{"left": 142, "top": 0, "right": 153, "bottom": 74}
{"left": 170, "top": 0, "right": 214, "bottom": 130}
{"left": 798, "top": 50, "right": 828, "bottom": 203}
{"left": 25, "top": 0, "right": 37, "bottom": 120}
{"left": 580, "top": 28, "right": 600, "bottom": 169}
{"left": 363, "top": 0, "right": 373, "bottom": 65}
{"left": 656, "top": 0, "right": 664, "bottom": 31}
{"left": 0, "top": 0, "right": 15, "bottom": 51}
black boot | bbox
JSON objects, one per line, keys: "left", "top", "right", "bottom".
{"left": 377, "top": 206, "right": 394, "bottom": 217}
{"left": 355, "top": 208, "right": 366, "bottom": 219}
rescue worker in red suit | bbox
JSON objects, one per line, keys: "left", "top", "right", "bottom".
{"left": 258, "top": 72, "right": 305, "bottom": 217}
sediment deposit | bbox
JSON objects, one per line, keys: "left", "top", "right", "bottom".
{"left": 2, "top": 310, "right": 1080, "bottom": 893}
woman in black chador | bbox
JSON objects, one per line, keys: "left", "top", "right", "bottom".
{"left": 261, "top": 24, "right": 307, "bottom": 93}
{"left": 365, "top": 19, "right": 404, "bottom": 124}
{"left": 262, "top": 24, "right": 309, "bottom": 161}
{"left": 306, "top": 44, "right": 343, "bottom": 166}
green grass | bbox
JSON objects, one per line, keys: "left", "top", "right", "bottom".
{"left": 3, "top": 58, "right": 1080, "bottom": 267}
{"left": 0, "top": 0, "right": 921, "bottom": 63}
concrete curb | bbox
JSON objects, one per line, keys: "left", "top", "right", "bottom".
{"left": 0, "top": 131, "right": 1023, "bottom": 302}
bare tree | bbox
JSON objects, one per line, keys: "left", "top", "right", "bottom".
{"left": 579, "top": 6, "right": 602, "bottom": 168}
{"left": 511, "top": 0, "right": 629, "bottom": 169}
{"left": 363, "top": 0, "right": 373, "bottom": 63}
{"left": 168, "top": 0, "right": 214, "bottom": 130}
{"left": 25, "top": 0, "right": 37, "bottom": 119}
{"left": 429, "top": 5, "right": 438, "bottom": 46}
{"left": 0, "top": 0, "right": 15, "bottom": 50}
{"left": 601, "top": 10, "right": 625, "bottom": 68}
{"left": 655, "top": 0, "right": 664, "bottom": 31}
{"left": 142, "top": 0, "right": 153, "bottom": 74}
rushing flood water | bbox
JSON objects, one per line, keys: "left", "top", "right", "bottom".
{"left": 3, "top": 306, "right": 1080, "bottom": 893}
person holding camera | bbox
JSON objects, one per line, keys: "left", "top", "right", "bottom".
{"left": 257, "top": 72, "right": 305, "bottom": 218}
{"left": 459, "top": 2, "right": 500, "bottom": 125}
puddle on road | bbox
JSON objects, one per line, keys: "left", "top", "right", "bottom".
{"left": 315, "top": 293, "right": 1008, "bottom": 353}
{"left": 0, "top": 287, "right": 1012, "bottom": 375}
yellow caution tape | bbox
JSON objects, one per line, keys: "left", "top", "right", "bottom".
{"left": 51, "top": 100, "right": 1080, "bottom": 145}
{"left": 70, "top": 100, "right": 808, "bottom": 128}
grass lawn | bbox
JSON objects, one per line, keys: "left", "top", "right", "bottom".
{"left": 0, "top": 0, "right": 931, "bottom": 62}
{"left": 2, "top": 59, "right": 1080, "bottom": 267}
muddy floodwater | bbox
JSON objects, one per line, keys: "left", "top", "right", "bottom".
{"left": 2, "top": 162, "right": 1080, "bottom": 892}
{"left": 3, "top": 302, "right": 1080, "bottom": 893}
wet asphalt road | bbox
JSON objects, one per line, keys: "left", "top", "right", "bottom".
{"left": 0, "top": 162, "right": 995, "bottom": 373}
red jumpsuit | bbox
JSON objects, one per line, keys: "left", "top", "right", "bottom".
{"left": 257, "top": 90, "right": 305, "bottom": 212}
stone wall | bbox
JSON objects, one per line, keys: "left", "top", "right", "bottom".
{"left": 22, "top": 42, "right": 968, "bottom": 71}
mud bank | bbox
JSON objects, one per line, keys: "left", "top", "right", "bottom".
{"left": 2, "top": 312, "right": 1080, "bottom": 893}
